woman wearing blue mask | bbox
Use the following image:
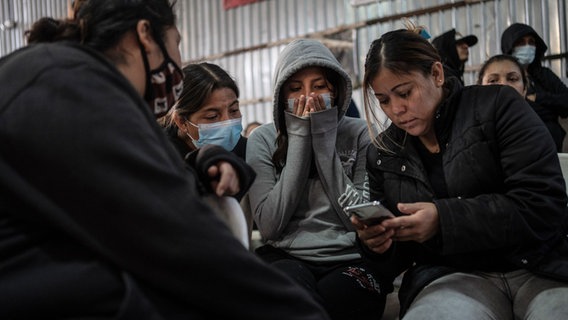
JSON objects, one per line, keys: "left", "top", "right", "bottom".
{"left": 161, "top": 62, "right": 246, "bottom": 159}
{"left": 161, "top": 63, "right": 255, "bottom": 239}
{"left": 502, "top": 23, "right": 568, "bottom": 152}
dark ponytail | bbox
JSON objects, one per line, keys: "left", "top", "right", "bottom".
{"left": 25, "top": 0, "right": 176, "bottom": 55}
{"left": 25, "top": 17, "right": 81, "bottom": 44}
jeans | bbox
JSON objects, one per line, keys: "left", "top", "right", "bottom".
{"left": 403, "top": 269, "right": 568, "bottom": 320}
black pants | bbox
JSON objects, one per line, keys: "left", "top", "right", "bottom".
{"left": 256, "top": 245, "right": 388, "bottom": 320}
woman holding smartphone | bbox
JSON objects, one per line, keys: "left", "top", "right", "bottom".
{"left": 354, "top": 21, "right": 568, "bottom": 319}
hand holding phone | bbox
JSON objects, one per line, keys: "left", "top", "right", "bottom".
{"left": 344, "top": 201, "right": 394, "bottom": 225}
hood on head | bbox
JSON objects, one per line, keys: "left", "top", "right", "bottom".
{"left": 431, "top": 29, "right": 477, "bottom": 70}
{"left": 501, "top": 23, "right": 548, "bottom": 62}
{"left": 271, "top": 39, "right": 352, "bottom": 130}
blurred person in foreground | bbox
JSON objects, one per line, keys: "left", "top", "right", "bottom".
{"left": 0, "top": 1, "right": 330, "bottom": 319}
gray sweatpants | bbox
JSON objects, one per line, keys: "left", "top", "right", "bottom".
{"left": 403, "top": 269, "right": 568, "bottom": 320}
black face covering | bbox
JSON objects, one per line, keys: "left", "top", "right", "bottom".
{"left": 140, "top": 38, "right": 184, "bottom": 117}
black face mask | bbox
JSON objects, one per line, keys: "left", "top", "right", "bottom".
{"left": 140, "top": 39, "right": 184, "bottom": 117}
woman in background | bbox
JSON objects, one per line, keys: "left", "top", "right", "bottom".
{"left": 501, "top": 23, "right": 568, "bottom": 151}
{"left": 477, "top": 54, "right": 527, "bottom": 97}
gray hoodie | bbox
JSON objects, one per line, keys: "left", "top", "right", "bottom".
{"left": 246, "top": 39, "right": 370, "bottom": 262}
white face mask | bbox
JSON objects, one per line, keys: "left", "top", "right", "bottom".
{"left": 287, "top": 92, "right": 332, "bottom": 111}
{"left": 512, "top": 45, "right": 536, "bottom": 65}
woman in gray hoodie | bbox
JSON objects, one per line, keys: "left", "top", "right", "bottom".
{"left": 246, "top": 39, "right": 391, "bottom": 319}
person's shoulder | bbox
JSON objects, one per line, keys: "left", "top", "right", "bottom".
{"left": 462, "top": 83, "right": 513, "bottom": 98}
{"left": 1, "top": 42, "right": 115, "bottom": 87}
{"left": 52, "top": 43, "right": 118, "bottom": 75}
{"left": 339, "top": 116, "right": 369, "bottom": 136}
{"left": 340, "top": 115, "right": 367, "bottom": 128}
{"left": 3, "top": 42, "right": 97, "bottom": 68}
{"left": 0, "top": 43, "right": 103, "bottom": 109}
{"left": 366, "top": 142, "right": 380, "bottom": 159}
{"left": 233, "top": 135, "right": 247, "bottom": 160}
{"left": 536, "top": 66, "right": 564, "bottom": 82}
{"left": 461, "top": 84, "right": 526, "bottom": 116}
{"left": 246, "top": 123, "right": 277, "bottom": 154}
{"left": 248, "top": 122, "right": 276, "bottom": 140}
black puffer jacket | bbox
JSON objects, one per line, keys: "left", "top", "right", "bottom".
{"left": 364, "top": 78, "right": 568, "bottom": 316}
{"left": 502, "top": 23, "right": 568, "bottom": 151}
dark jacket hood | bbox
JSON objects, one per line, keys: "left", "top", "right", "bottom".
{"left": 432, "top": 29, "right": 462, "bottom": 73}
{"left": 501, "top": 23, "right": 548, "bottom": 65}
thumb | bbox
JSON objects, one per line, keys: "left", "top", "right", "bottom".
{"left": 208, "top": 165, "right": 219, "bottom": 178}
{"left": 397, "top": 202, "right": 420, "bottom": 215}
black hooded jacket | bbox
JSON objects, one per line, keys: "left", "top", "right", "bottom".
{"left": 432, "top": 29, "right": 465, "bottom": 84}
{"left": 0, "top": 41, "right": 329, "bottom": 320}
{"left": 501, "top": 23, "right": 568, "bottom": 151}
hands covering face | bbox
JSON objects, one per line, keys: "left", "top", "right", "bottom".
{"left": 283, "top": 66, "right": 334, "bottom": 117}
{"left": 287, "top": 92, "right": 332, "bottom": 117}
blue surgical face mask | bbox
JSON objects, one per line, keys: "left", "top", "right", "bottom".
{"left": 187, "top": 118, "right": 243, "bottom": 151}
{"left": 287, "top": 92, "right": 332, "bottom": 111}
{"left": 512, "top": 45, "right": 536, "bottom": 65}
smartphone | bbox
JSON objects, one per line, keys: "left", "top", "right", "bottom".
{"left": 344, "top": 201, "right": 394, "bottom": 225}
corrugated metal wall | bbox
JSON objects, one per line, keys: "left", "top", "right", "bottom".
{"left": 2, "top": 0, "right": 567, "bottom": 128}
{"left": 0, "top": 0, "right": 69, "bottom": 54}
